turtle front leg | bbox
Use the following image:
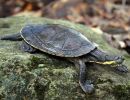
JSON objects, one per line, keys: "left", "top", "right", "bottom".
{"left": 74, "top": 59, "right": 94, "bottom": 93}
{"left": 0, "top": 33, "right": 22, "bottom": 41}
{"left": 21, "top": 41, "right": 37, "bottom": 53}
{"left": 115, "top": 64, "right": 128, "bottom": 73}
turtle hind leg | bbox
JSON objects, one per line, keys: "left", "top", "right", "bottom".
{"left": 0, "top": 33, "right": 22, "bottom": 41}
{"left": 74, "top": 59, "right": 94, "bottom": 93}
{"left": 21, "top": 41, "right": 37, "bottom": 53}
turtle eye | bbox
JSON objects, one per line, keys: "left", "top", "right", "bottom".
{"left": 115, "top": 56, "right": 124, "bottom": 61}
{"left": 114, "top": 56, "right": 124, "bottom": 64}
{"left": 115, "top": 56, "right": 120, "bottom": 60}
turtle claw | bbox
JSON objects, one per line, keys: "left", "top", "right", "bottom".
{"left": 80, "top": 80, "right": 94, "bottom": 93}
{"left": 116, "top": 64, "right": 128, "bottom": 73}
{"left": 83, "top": 83, "right": 94, "bottom": 93}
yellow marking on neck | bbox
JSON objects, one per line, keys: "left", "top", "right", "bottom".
{"left": 89, "top": 61, "right": 116, "bottom": 65}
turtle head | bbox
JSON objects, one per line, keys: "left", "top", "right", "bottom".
{"left": 89, "top": 49, "right": 128, "bottom": 72}
{"left": 113, "top": 56, "right": 124, "bottom": 64}
{"left": 90, "top": 49, "right": 125, "bottom": 65}
{"left": 93, "top": 55, "right": 125, "bottom": 65}
{"left": 110, "top": 56, "right": 128, "bottom": 72}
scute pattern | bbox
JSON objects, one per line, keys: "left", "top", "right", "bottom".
{"left": 21, "top": 24, "right": 96, "bottom": 57}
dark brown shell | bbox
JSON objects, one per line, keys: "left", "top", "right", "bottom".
{"left": 20, "top": 24, "right": 96, "bottom": 57}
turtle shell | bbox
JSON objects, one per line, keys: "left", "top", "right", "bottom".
{"left": 20, "top": 24, "right": 96, "bottom": 57}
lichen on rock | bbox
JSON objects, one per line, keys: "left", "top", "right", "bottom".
{"left": 0, "top": 16, "right": 130, "bottom": 100}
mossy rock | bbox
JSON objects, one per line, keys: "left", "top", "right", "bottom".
{"left": 0, "top": 16, "right": 130, "bottom": 100}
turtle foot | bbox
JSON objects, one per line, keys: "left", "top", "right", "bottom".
{"left": 116, "top": 64, "right": 128, "bottom": 73}
{"left": 79, "top": 80, "right": 94, "bottom": 93}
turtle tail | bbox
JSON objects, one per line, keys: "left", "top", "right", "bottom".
{"left": 0, "top": 33, "right": 22, "bottom": 41}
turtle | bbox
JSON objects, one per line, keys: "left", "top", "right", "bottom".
{"left": 0, "top": 24, "right": 128, "bottom": 93}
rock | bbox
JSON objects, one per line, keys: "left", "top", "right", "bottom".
{"left": 0, "top": 16, "right": 130, "bottom": 100}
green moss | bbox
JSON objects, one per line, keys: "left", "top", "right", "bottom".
{"left": 30, "top": 56, "right": 45, "bottom": 66}
{"left": 112, "top": 84, "right": 130, "bottom": 100}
